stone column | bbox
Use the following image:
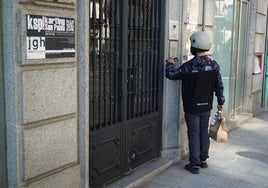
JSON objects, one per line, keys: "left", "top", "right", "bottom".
{"left": 3, "top": 0, "right": 84, "bottom": 187}
{"left": 161, "top": 0, "right": 183, "bottom": 159}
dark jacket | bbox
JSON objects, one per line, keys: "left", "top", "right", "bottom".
{"left": 165, "top": 55, "right": 225, "bottom": 114}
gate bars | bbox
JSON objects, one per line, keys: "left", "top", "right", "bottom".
{"left": 127, "top": 0, "right": 160, "bottom": 120}
{"left": 89, "top": 0, "right": 160, "bottom": 130}
{"left": 90, "top": 0, "right": 121, "bottom": 130}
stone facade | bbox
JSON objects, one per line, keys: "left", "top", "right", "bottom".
{"left": 0, "top": 0, "right": 267, "bottom": 187}
{"left": 1, "top": 0, "right": 88, "bottom": 187}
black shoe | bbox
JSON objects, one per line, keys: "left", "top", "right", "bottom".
{"left": 200, "top": 161, "right": 208, "bottom": 168}
{"left": 184, "top": 164, "right": 199, "bottom": 174}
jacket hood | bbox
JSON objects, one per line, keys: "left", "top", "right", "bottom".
{"left": 193, "top": 55, "right": 209, "bottom": 67}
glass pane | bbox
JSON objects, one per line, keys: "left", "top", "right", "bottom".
{"left": 212, "top": 0, "right": 234, "bottom": 115}
{"left": 228, "top": 0, "right": 240, "bottom": 116}
{"left": 228, "top": 0, "right": 248, "bottom": 115}
{"left": 235, "top": 1, "right": 248, "bottom": 110}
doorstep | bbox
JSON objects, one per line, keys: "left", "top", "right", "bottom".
{"left": 225, "top": 112, "right": 253, "bottom": 132}
{"left": 104, "top": 154, "right": 180, "bottom": 188}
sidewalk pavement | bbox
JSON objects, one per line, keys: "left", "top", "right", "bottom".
{"left": 106, "top": 111, "right": 268, "bottom": 188}
{"left": 139, "top": 111, "right": 268, "bottom": 188}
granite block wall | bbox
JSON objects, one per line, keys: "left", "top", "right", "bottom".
{"left": 3, "top": 0, "right": 82, "bottom": 187}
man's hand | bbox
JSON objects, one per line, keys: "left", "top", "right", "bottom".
{"left": 166, "top": 57, "right": 175, "bottom": 64}
{"left": 217, "top": 105, "right": 223, "bottom": 111}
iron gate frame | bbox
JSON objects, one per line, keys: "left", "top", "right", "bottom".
{"left": 89, "top": 0, "right": 165, "bottom": 187}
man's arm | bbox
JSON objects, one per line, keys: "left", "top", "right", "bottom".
{"left": 214, "top": 66, "right": 225, "bottom": 111}
{"left": 165, "top": 57, "right": 186, "bottom": 80}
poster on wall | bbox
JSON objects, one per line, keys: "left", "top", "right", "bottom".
{"left": 26, "top": 14, "right": 75, "bottom": 59}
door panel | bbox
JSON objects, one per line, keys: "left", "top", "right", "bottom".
{"left": 89, "top": 1, "right": 123, "bottom": 187}
{"left": 126, "top": 0, "right": 161, "bottom": 169}
{"left": 90, "top": 125, "right": 123, "bottom": 187}
{"left": 89, "top": 0, "right": 162, "bottom": 187}
{"left": 126, "top": 113, "right": 160, "bottom": 169}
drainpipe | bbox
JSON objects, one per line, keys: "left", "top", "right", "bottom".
{"left": 202, "top": 0, "right": 206, "bottom": 31}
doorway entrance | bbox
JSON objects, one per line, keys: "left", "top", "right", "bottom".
{"left": 89, "top": 0, "right": 163, "bottom": 187}
{"left": 230, "top": 0, "right": 249, "bottom": 115}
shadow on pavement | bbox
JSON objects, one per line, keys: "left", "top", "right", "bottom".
{"left": 236, "top": 151, "right": 267, "bottom": 164}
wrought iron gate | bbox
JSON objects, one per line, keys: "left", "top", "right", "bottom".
{"left": 89, "top": 0, "right": 163, "bottom": 187}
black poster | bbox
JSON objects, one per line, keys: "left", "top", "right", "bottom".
{"left": 26, "top": 14, "right": 75, "bottom": 59}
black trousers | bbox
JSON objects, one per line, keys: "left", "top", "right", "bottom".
{"left": 185, "top": 112, "right": 210, "bottom": 166}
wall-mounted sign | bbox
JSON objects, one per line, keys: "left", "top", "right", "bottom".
{"left": 169, "top": 21, "right": 179, "bottom": 40}
{"left": 26, "top": 14, "right": 75, "bottom": 59}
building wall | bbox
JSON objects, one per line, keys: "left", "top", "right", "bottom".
{"left": 252, "top": 0, "right": 267, "bottom": 114}
{"left": 162, "top": 0, "right": 268, "bottom": 163}
{"left": 2, "top": 0, "right": 89, "bottom": 187}
{"left": 244, "top": 0, "right": 267, "bottom": 115}
{"left": 1, "top": 0, "right": 267, "bottom": 188}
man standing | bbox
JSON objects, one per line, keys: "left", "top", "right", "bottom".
{"left": 165, "top": 31, "right": 225, "bottom": 174}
